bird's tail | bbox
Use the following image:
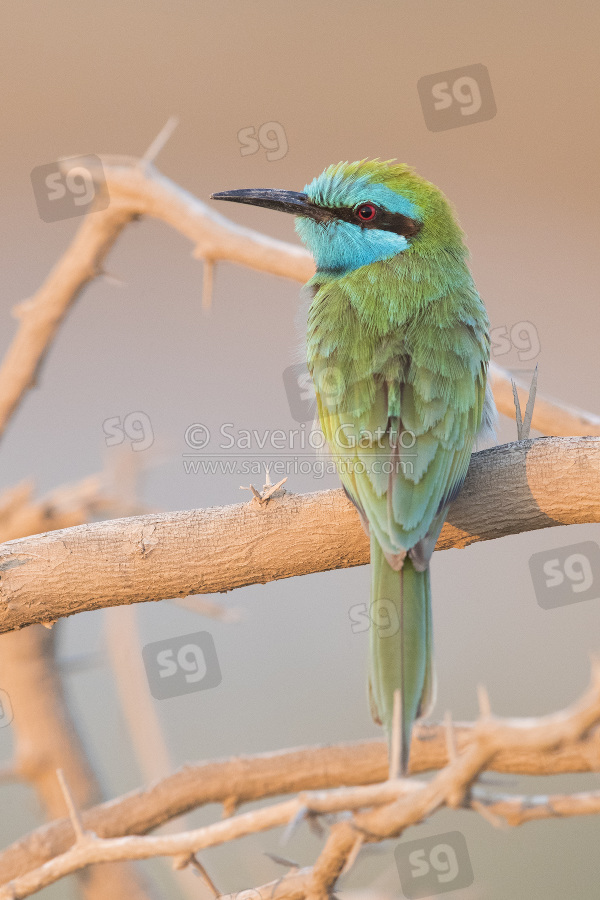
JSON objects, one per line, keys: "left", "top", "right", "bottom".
{"left": 368, "top": 535, "right": 434, "bottom": 774}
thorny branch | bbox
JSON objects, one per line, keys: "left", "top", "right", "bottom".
{"left": 0, "top": 154, "right": 598, "bottom": 442}
{"left": 1, "top": 129, "right": 599, "bottom": 899}
{"left": 0, "top": 665, "right": 599, "bottom": 899}
{"left": 1, "top": 436, "right": 599, "bottom": 633}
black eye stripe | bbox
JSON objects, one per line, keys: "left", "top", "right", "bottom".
{"left": 316, "top": 203, "right": 422, "bottom": 238}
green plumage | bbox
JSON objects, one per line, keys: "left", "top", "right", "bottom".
{"left": 369, "top": 542, "right": 433, "bottom": 772}
{"left": 303, "top": 162, "right": 492, "bottom": 772}
{"left": 211, "top": 159, "right": 494, "bottom": 773}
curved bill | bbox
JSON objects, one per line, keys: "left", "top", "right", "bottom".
{"left": 210, "top": 188, "right": 330, "bottom": 221}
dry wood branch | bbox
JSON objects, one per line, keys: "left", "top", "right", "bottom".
{"left": 0, "top": 194, "right": 134, "bottom": 441}
{"left": 1, "top": 668, "right": 599, "bottom": 899}
{"left": 105, "top": 606, "right": 214, "bottom": 900}
{"left": 0, "top": 624, "right": 160, "bottom": 900}
{"left": 0, "top": 474, "right": 119, "bottom": 544}
{"left": 1, "top": 717, "right": 599, "bottom": 886}
{"left": 0, "top": 436, "right": 598, "bottom": 633}
{"left": 0, "top": 157, "right": 597, "bottom": 445}
{"left": 0, "top": 159, "right": 311, "bottom": 442}
{"left": 247, "top": 667, "right": 600, "bottom": 900}
{"left": 0, "top": 626, "right": 101, "bottom": 817}
{"left": 469, "top": 787, "right": 600, "bottom": 826}
{"left": 0, "top": 474, "right": 161, "bottom": 900}
{"left": 0, "top": 145, "right": 598, "bottom": 898}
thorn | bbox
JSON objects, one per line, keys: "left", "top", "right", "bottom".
{"left": 521, "top": 365, "right": 538, "bottom": 440}
{"left": 264, "top": 465, "right": 272, "bottom": 488}
{"left": 281, "top": 804, "right": 308, "bottom": 846}
{"left": 307, "top": 813, "right": 326, "bottom": 837}
{"left": 389, "top": 688, "right": 402, "bottom": 780}
{"left": 264, "top": 852, "right": 300, "bottom": 870}
{"left": 222, "top": 796, "right": 238, "bottom": 818}
{"left": 260, "top": 476, "right": 287, "bottom": 503}
{"left": 56, "top": 769, "right": 89, "bottom": 842}
{"left": 202, "top": 258, "right": 215, "bottom": 312}
{"left": 512, "top": 366, "right": 538, "bottom": 440}
{"left": 240, "top": 483, "right": 263, "bottom": 502}
{"left": 471, "top": 798, "right": 510, "bottom": 830}
{"left": 340, "top": 835, "right": 364, "bottom": 875}
{"left": 477, "top": 683, "right": 492, "bottom": 718}
{"left": 186, "top": 855, "right": 221, "bottom": 896}
{"left": 511, "top": 379, "right": 523, "bottom": 439}
{"left": 140, "top": 115, "right": 179, "bottom": 165}
{"left": 101, "top": 271, "right": 125, "bottom": 287}
{"left": 444, "top": 711, "right": 457, "bottom": 763}
{"left": 240, "top": 478, "right": 287, "bottom": 505}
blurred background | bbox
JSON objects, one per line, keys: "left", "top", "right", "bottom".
{"left": 0, "top": 1, "right": 599, "bottom": 897}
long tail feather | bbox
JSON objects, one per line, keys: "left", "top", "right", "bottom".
{"left": 368, "top": 535, "right": 433, "bottom": 774}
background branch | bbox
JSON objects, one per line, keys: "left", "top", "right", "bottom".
{"left": 0, "top": 159, "right": 597, "bottom": 446}
{"left": 0, "top": 475, "right": 162, "bottom": 900}
{"left": 1, "top": 668, "right": 599, "bottom": 899}
{"left": 1, "top": 710, "right": 598, "bottom": 885}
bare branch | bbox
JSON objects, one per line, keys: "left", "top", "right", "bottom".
{"left": 1, "top": 713, "right": 599, "bottom": 887}
{"left": 0, "top": 437, "right": 599, "bottom": 634}
{"left": 0, "top": 159, "right": 597, "bottom": 444}
{"left": 0, "top": 470, "right": 161, "bottom": 900}
{"left": 0, "top": 474, "right": 116, "bottom": 543}
{"left": 0, "top": 160, "right": 311, "bottom": 441}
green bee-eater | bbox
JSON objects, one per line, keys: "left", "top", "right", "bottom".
{"left": 212, "top": 160, "right": 495, "bottom": 772}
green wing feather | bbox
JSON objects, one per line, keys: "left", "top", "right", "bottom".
{"left": 307, "top": 256, "right": 490, "bottom": 771}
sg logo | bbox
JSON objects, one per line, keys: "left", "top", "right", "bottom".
{"left": 282, "top": 362, "right": 356, "bottom": 423}
{"left": 491, "top": 320, "right": 541, "bottom": 366}
{"left": 143, "top": 631, "right": 222, "bottom": 699}
{"left": 417, "top": 64, "right": 496, "bottom": 132}
{"left": 103, "top": 411, "right": 155, "bottom": 452}
{"left": 529, "top": 541, "right": 600, "bottom": 609}
{"left": 395, "top": 832, "right": 474, "bottom": 898}
{"left": 238, "top": 121, "right": 288, "bottom": 161}
{"left": 349, "top": 599, "right": 400, "bottom": 638}
{"left": 31, "top": 155, "right": 109, "bottom": 222}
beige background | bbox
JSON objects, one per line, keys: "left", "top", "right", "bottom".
{"left": 0, "top": 1, "right": 599, "bottom": 897}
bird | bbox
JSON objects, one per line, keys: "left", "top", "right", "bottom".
{"left": 212, "top": 159, "right": 495, "bottom": 773}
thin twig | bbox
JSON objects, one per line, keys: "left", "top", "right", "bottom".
{"left": 140, "top": 116, "right": 179, "bottom": 165}
{"left": 1, "top": 668, "right": 599, "bottom": 899}
{"left": 56, "top": 769, "right": 88, "bottom": 843}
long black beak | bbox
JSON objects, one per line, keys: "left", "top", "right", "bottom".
{"left": 210, "top": 188, "right": 330, "bottom": 222}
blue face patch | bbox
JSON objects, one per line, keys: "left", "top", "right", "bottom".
{"left": 296, "top": 169, "right": 420, "bottom": 274}
{"left": 296, "top": 217, "right": 409, "bottom": 274}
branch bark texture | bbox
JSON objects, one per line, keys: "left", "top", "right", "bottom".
{"left": 0, "top": 436, "right": 598, "bottom": 633}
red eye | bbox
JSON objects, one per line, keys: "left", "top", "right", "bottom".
{"left": 355, "top": 203, "right": 378, "bottom": 222}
